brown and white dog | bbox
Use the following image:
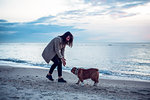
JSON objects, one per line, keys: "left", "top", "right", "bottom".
{"left": 71, "top": 67, "right": 99, "bottom": 86}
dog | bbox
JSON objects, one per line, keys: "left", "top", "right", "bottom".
{"left": 71, "top": 67, "right": 99, "bottom": 86}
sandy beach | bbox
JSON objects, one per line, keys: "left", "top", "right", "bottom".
{"left": 0, "top": 65, "right": 150, "bottom": 100}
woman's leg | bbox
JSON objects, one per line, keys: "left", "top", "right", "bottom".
{"left": 57, "top": 58, "right": 62, "bottom": 77}
{"left": 55, "top": 57, "right": 66, "bottom": 82}
{"left": 46, "top": 55, "right": 59, "bottom": 81}
{"left": 49, "top": 55, "right": 62, "bottom": 77}
{"left": 48, "top": 55, "right": 66, "bottom": 82}
{"left": 49, "top": 55, "right": 60, "bottom": 74}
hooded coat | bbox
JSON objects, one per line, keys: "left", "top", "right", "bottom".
{"left": 42, "top": 36, "right": 65, "bottom": 64}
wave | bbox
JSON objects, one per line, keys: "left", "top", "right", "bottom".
{"left": 0, "top": 58, "right": 150, "bottom": 81}
{"left": 138, "top": 63, "right": 150, "bottom": 66}
{"left": 99, "top": 70, "right": 150, "bottom": 80}
{"left": 0, "top": 58, "right": 71, "bottom": 69}
{"left": 0, "top": 58, "right": 28, "bottom": 64}
{"left": 0, "top": 58, "right": 48, "bottom": 67}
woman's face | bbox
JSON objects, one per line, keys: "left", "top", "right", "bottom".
{"left": 66, "top": 36, "right": 70, "bottom": 42}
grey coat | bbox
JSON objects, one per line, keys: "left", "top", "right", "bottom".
{"left": 42, "top": 36, "right": 65, "bottom": 64}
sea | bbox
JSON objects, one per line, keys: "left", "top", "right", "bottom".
{"left": 0, "top": 42, "right": 150, "bottom": 82}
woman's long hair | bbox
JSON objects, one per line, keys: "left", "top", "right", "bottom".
{"left": 60, "top": 31, "right": 73, "bottom": 47}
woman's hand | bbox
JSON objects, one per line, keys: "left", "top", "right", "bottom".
{"left": 61, "top": 57, "right": 66, "bottom": 66}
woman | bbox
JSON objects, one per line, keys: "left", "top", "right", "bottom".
{"left": 42, "top": 31, "right": 73, "bottom": 83}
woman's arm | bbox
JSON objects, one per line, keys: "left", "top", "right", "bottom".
{"left": 61, "top": 47, "right": 65, "bottom": 57}
{"left": 54, "top": 37, "right": 66, "bottom": 66}
{"left": 54, "top": 38, "right": 63, "bottom": 59}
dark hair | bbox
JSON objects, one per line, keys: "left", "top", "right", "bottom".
{"left": 60, "top": 31, "right": 73, "bottom": 47}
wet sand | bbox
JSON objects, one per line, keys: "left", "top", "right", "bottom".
{"left": 0, "top": 65, "right": 150, "bottom": 100}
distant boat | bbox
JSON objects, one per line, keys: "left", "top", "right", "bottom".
{"left": 108, "top": 44, "right": 112, "bottom": 46}
{"left": 141, "top": 44, "right": 146, "bottom": 46}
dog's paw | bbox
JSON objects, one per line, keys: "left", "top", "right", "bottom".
{"left": 81, "top": 82, "right": 85, "bottom": 86}
{"left": 93, "top": 83, "right": 98, "bottom": 86}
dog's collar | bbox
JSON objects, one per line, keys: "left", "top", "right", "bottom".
{"left": 75, "top": 68, "right": 78, "bottom": 75}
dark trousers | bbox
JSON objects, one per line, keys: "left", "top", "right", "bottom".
{"left": 49, "top": 55, "right": 62, "bottom": 77}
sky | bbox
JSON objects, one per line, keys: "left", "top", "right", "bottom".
{"left": 0, "top": 0, "right": 150, "bottom": 43}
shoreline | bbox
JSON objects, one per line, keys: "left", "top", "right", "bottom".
{"left": 1, "top": 63, "right": 150, "bottom": 82}
{"left": 0, "top": 65, "right": 150, "bottom": 100}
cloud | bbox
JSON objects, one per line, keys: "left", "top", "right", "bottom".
{"left": 0, "top": 19, "right": 82, "bottom": 42}
{"left": 0, "top": 0, "right": 72, "bottom": 22}
{"left": 1, "top": 0, "right": 149, "bottom": 23}
{"left": 83, "top": 0, "right": 150, "bottom": 18}
{"left": 0, "top": 0, "right": 150, "bottom": 42}
{"left": 85, "top": 0, "right": 149, "bottom": 7}
{"left": 47, "top": 0, "right": 150, "bottom": 27}
{"left": 108, "top": 10, "right": 137, "bottom": 18}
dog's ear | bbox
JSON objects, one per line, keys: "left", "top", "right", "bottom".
{"left": 72, "top": 67, "right": 75, "bottom": 70}
{"left": 72, "top": 67, "right": 76, "bottom": 72}
{"left": 71, "top": 67, "right": 75, "bottom": 71}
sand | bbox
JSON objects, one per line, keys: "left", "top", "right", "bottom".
{"left": 0, "top": 65, "right": 150, "bottom": 100}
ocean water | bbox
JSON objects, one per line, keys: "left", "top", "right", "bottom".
{"left": 0, "top": 42, "right": 150, "bottom": 81}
